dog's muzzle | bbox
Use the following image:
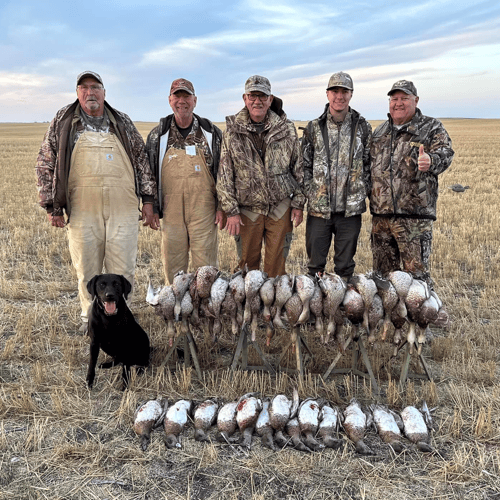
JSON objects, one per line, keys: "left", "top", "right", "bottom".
{"left": 103, "top": 301, "right": 118, "bottom": 316}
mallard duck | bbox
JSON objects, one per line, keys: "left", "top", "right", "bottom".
{"left": 318, "top": 405, "right": 343, "bottom": 449}
{"left": 259, "top": 278, "right": 276, "bottom": 323}
{"left": 243, "top": 270, "right": 267, "bottom": 325}
{"left": 350, "top": 273, "right": 378, "bottom": 338}
{"left": 309, "top": 279, "right": 324, "bottom": 342}
{"left": 229, "top": 271, "right": 245, "bottom": 327}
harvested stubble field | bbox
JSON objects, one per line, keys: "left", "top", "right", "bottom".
{"left": 0, "top": 118, "right": 499, "bottom": 500}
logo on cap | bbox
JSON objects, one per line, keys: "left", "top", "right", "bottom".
{"left": 245, "top": 75, "right": 272, "bottom": 95}
{"left": 388, "top": 80, "right": 418, "bottom": 96}
{"left": 327, "top": 72, "right": 353, "bottom": 91}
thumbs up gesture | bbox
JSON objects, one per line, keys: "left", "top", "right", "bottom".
{"left": 418, "top": 144, "right": 431, "bottom": 172}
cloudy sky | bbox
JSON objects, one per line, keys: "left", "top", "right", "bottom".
{"left": 1, "top": 0, "right": 499, "bottom": 123}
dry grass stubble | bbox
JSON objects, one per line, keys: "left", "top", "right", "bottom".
{"left": 0, "top": 120, "right": 499, "bottom": 499}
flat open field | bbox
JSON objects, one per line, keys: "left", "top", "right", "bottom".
{"left": 0, "top": 118, "right": 499, "bottom": 499}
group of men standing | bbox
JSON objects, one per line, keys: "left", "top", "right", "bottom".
{"left": 36, "top": 70, "right": 454, "bottom": 331}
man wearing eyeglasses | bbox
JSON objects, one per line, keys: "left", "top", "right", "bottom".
{"left": 36, "top": 71, "right": 157, "bottom": 332}
{"left": 369, "top": 80, "right": 454, "bottom": 285}
{"left": 302, "top": 72, "right": 372, "bottom": 282}
{"left": 217, "top": 75, "right": 305, "bottom": 277}
{"left": 146, "top": 78, "right": 223, "bottom": 284}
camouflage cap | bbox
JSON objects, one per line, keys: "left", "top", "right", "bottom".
{"left": 327, "top": 72, "right": 353, "bottom": 91}
{"left": 245, "top": 75, "right": 272, "bottom": 95}
{"left": 388, "top": 80, "right": 418, "bottom": 96}
{"left": 77, "top": 71, "right": 103, "bottom": 86}
{"left": 170, "top": 78, "right": 195, "bottom": 95}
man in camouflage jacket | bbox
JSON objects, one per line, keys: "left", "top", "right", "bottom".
{"left": 217, "top": 75, "right": 305, "bottom": 277}
{"left": 302, "top": 72, "right": 372, "bottom": 280}
{"left": 36, "top": 71, "right": 157, "bottom": 329}
{"left": 370, "top": 80, "right": 454, "bottom": 283}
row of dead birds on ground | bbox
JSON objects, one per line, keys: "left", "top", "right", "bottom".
{"left": 134, "top": 390, "right": 435, "bottom": 455}
{"left": 146, "top": 266, "right": 449, "bottom": 356}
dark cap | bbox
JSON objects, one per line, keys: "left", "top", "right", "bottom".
{"left": 76, "top": 71, "right": 103, "bottom": 86}
{"left": 327, "top": 71, "right": 353, "bottom": 91}
{"left": 170, "top": 78, "right": 195, "bottom": 95}
{"left": 388, "top": 80, "right": 418, "bottom": 96}
{"left": 245, "top": 75, "right": 272, "bottom": 95}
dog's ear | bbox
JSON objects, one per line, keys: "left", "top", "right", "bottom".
{"left": 120, "top": 275, "right": 132, "bottom": 300}
{"left": 87, "top": 275, "right": 100, "bottom": 298}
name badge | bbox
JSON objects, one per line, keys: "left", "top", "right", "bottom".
{"left": 185, "top": 145, "right": 196, "bottom": 156}
{"left": 106, "top": 154, "right": 114, "bottom": 161}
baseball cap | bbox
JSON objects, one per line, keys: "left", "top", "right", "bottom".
{"left": 245, "top": 75, "right": 272, "bottom": 95}
{"left": 327, "top": 72, "right": 353, "bottom": 91}
{"left": 170, "top": 78, "right": 195, "bottom": 95}
{"left": 388, "top": 80, "right": 418, "bottom": 96}
{"left": 76, "top": 71, "right": 103, "bottom": 86}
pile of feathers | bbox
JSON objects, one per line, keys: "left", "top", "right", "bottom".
{"left": 134, "top": 391, "right": 436, "bottom": 454}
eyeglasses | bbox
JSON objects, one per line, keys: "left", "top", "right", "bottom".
{"left": 246, "top": 94, "right": 269, "bottom": 102}
{"left": 77, "top": 85, "right": 103, "bottom": 93}
{"left": 389, "top": 96, "right": 413, "bottom": 102}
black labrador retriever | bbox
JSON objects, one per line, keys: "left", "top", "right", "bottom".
{"left": 86, "top": 274, "right": 150, "bottom": 390}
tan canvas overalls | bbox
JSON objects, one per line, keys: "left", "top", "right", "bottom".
{"left": 160, "top": 137, "right": 218, "bottom": 284}
{"left": 67, "top": 130, "right": 139, "bottom": 319}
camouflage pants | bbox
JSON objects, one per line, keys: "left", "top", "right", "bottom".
{"left": 371, "top": 216, "right": 433, "bottom": 281}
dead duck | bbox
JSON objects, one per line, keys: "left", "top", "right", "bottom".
{"left": 286, "top": 417, "right": 312, "bottom": 453}
{"left": 210, "top": 275, "right": 229, "bottom": 342}
{"left": 179, "top": 291, "right": 194, "bottom": 340}
{"left": 350, "top": 273, "right": 378, "bottom": 339}
{"left": 309, "top": 279, "right": 324, "bottom": 341}
{"left": 229, "top": 271, "right": 246, "bottom": 327}
{"left": 295, "top": 274, "right": 315, "bottom": 325}
{"left": 318, "top": 405, "right": 343, "bottom": 449}
{"left": 318, "top": 272, "right": 346, "bottom": 344}
{"left": 236, "top": 393, "right": 262, "bottom": 449}
{"left": 343, "top": 398, "right": 373, "bottom": 455}
{"left": 400, "top": 403, "right": 433, "bottom": 452}
{"left": 297, "top": 398, "right": 324, "bottom": 451}
{"left": 248, "top": 294, "right": 262, "bottom": 342}
{"left": 194, "top": 399, "right": 219, "bottom": 442}
{"left": 342, "top": 284, "right": 365, "bottom": 341}
{"left": 269, "top": 388, "right": 300, "bottom": 448}
{"left": 133, "top": 399, "right": 166, "bottom": 451}
{"left": 370, "top": 404, "right": 404, "bottom": 453}
{"left": 273, "top": 274, "right": 294, "bottom": 329}
{"left": 147, "top": 283, "right": 176, "bottom": 347}
{"left": 372, "top": 274, "right": 399, "bottom": 341}
{"left": 284, "top": 293, "right": 303, "bottom": 350}
{"left": 259, "top": 278, "right": 276, "bottom": 323}
{"left": 164, "top": 399, "right": 192, "bottom": 449}
{"left": 220, "top": 290, "right": 239, "bottom": 337}
{"left": 367, "top": 294, "right": 384, "bottom": 345}
{"left": 243, "top": 270, "right": 267, "bottom": 325}
{"left": 405, "top": 279, "right": 430, "bottom": 354}
{"left": 256, "top": 399, "right": 276, "bottom": 451}
{"left": 217, "top": 401, "right": 239, "bottom": 443}
{"left": 172, "top": 271, "right": 194, "bottom": 321}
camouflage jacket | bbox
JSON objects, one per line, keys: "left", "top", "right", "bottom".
{"left": 145, "top": 113, "right": 222, "bottom": 217}
{"left": 302, "top": 105, "right": 372, "bottom": 218}
{"left": 369, "top": 108, "right": 454, "bottom": 220}
{"left": 35, "top": 100, "right": 156, "bottom": 217}
{"left": 217, "top": 107, "right": 305, "bottom": 217}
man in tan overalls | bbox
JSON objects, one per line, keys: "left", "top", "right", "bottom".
{"left": 36, "top": 71, "right": 158, "bottom": 332}
{"left": 146, "top": 79, "right": 223, "bottom": 284}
